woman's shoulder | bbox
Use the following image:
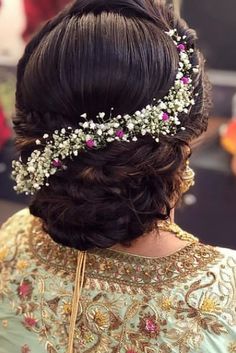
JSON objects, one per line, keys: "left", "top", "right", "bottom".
{"left": 213, "top": 245, "right": 236, "bottom": 277}
{"left": 0, "top": 208, "right": 34, "bottom": 244}
{"left": 0, "top": 208, "right": 34, "bottom": 252}
{"left": 1, "top": 208, "right": 33, "bottom": 229}
{"left": 213, "top": 245, "right": 236, "bottom": 269}
{"left": 194, "top": 243, "right": 236, "bottom": 280}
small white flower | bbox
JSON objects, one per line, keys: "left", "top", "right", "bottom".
{"left": 168, "top": 29, "right": 175, "bottom": 37}
{"left": 97, "top": 129, "right": 103, "bottom": 136}
{"left": 90, "top": 122, "right": 96, "bottom": 129}
{"left": 159, "top": 102, "right": 167, "bottom": 110}
{"left": 28, "top": 166, "right": 35, "bottom": 173}
{"left": 127, "top": 123, "right": 134, "bottom": 130}
{"left": 36, "top": 139, "right": 41, "bottom": 145}
{"left": 176, "top": 72, "right": 183, "bottom": 80}
{"left": 99, "top": 112, "right": 105, "bottom": 118}
{"left": 81, "top": 113, "right": 87, "bottom": 118}
{"left": 83, "top": 122, "right": 89, "bottom": 128}
{"left": 107, "top": 137, "right": 115, "bottom": 142}
{"left": 43, "top": 134, "right": 49, "bottom": 139}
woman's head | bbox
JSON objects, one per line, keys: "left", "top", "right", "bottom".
{"left": 13, "top": 0, "right": 211, "bottom": 250}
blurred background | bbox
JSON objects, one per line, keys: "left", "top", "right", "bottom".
{"left": 0, "top": 0, "right": 235, "bottom": 249}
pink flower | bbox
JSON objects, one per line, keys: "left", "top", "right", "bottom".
{"left": 162, "top": 113, "right": 169, "bottom": 121}
{"left": 18, "top": 281, "right": 32, "bottom": 298}
{"left": 21, "top": 345, "right": 31, "bottom": 353}
{"left": 86, "top": 139, "right": 95, "bottom": 148}
{"left": 52, "top": 159, "right": 63, "bottom": 168}
{"left": 115, "top": 130, "right": 124, "bottom": 138}
{"left": 145, "top": 318, "right": 158, "bottom": 332}
{"left": 24, "top": 316, "right": 37, "bottom": 328}
{"left": 138, "top": 314, "right": 161, "bottom": 338}
{"left": 181, "top": 77, "right": 190, "bottom": 85}
{"left": 177, "top": 43, "right": 186, "bottom": 52}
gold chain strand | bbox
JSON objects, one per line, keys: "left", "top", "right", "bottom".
{"left": 67, "top": 251, "right": 87, "bottom": 353}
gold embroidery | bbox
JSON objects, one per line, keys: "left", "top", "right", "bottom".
{"left": 86, "top": 244, "right": 221, "bottom": 289}
{"left": 0, "top": 209, "right": 235, "bottom": 353}
{"left": 17, "top": 260, "right": 29, "bottom": 271}
{"left": 229, "top": 342, "right": 236, "bottom": 353}
{"left": 60, "top": 300, "right": 72, "bottom": 316}
{"left": 2, "top": 319, "right": 8, "bottom": 328}
{"left": 200, "top": 295, "right": 221, "bottom": 313}
{"left": 159, "top": 297, "right": 172, "bottom": 312}
{"left": 0, "top": 246, "right": 9, "bottom": 261}
{"left": 29, "top": 217, "right": 221, "bottom": 290}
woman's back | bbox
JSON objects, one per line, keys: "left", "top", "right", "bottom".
{"left": 1, "top": 0, "right": 235, "bottom": 351}
{"left": 1, "top": 209, "right": 236, "bottom": 353}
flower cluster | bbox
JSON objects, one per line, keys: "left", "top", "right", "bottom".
{"left": 12, "top": 29, "right": 199, "bottom": 195}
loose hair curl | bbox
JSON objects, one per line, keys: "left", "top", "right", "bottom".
{"left": 13, "top": 0, "right": 211, "bottom": 250}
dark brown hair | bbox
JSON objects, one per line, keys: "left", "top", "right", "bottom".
{"left": 13, "top": 0, "right": 211, "bottom": 250}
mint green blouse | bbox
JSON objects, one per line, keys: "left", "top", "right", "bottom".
{"left": 0, "top": 209, "right": 236, "bottom": 353}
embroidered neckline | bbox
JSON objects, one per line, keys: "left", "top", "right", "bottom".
{"left": 87, "top": 244, "right": 222, "bottom": 287}
{"left": 28, "top": 216, "right": 222, "bottom": 287}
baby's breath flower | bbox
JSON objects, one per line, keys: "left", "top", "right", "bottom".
{"left": 12, "top": 29, "right": 197, "bottom": 195}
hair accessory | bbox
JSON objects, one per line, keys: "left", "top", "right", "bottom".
{"left": 12, "top": 29, "right": 199, "bottom": 195}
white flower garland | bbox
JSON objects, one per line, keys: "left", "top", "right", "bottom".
{"left": 12, "top": 29, "right": 199, "bottom": 195}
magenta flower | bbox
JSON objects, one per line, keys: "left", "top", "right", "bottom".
{"left": 145, "top": 318, "right": 158, "bottom": 332}
{"left": 24, "top": 316, "right": 37, "bottom": 328}
{"left": 115, "top": 130, "right": 124, "bottom": 138}
{"left": 177, "top": 43, "right": 186, "bottom": 52}
{"left": 162, "top": 113, "right": 169, "bottom": 121}
{"left": 52, "top": 159, "right": 63, "bottom": 168}
{"left": 18, "top": 281, "right": 32, "bottom": 298}
{"left": 181, "top": 77, "right": 190, "bottom": 85}
{"left": 86, "top": 139, "right": 95, "bottom": 148}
